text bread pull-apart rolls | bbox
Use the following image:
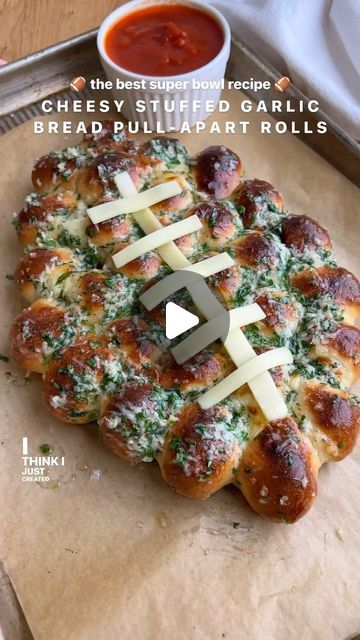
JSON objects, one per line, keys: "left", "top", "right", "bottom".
{"left": 10, "top": 123, "right": 360, "bottom": 523}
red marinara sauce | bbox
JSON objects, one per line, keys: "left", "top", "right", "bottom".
{"left": 104, "top": 4, "right": 224, "bottom": 76}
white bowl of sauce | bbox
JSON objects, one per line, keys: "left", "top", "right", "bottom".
{"left": 97, "top": 0, "right": 231, "bottom": 132}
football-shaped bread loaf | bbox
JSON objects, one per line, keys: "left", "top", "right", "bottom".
{"left": 10, "top": 123, "right": 360, "bottom": 523}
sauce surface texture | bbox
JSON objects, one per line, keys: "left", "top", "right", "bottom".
{"left": 104, "top": 4, "right": 224, "bottom": 76}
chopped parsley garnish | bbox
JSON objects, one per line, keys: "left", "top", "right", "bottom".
{"left": 56, "top": 271, "right": 72, "bottom": 285}
{"left": 39, "top": 443, "right": 52, "bottom": 454}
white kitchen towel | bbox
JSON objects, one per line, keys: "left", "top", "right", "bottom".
{"left": 212, "top": 0, "right": 360, "bottom": 139}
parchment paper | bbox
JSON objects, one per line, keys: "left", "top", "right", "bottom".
{"left": 0, "top": 90, "right": 359, "bottom": 640}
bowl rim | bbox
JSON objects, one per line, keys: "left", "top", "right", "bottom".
{"left": 97, "top": 0, "right": 231, "bottom": 82}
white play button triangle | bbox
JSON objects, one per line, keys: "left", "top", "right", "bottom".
{"left": 165, "top": 302, "right": 199, "bottom": 339}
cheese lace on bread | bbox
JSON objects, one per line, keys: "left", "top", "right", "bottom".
{"left": 11, "top": 122, "right": 360, "bottom": 522}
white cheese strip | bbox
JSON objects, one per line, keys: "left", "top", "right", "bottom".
{"left": 221, "top": 329, "right": 290, "bottom": 421}
{"left": 88, "top": 180, "right": 183, "bottom": 223}
{"left": 172, "top": 304, "right": 265, "bottom": 364}
{"left": 228, "top": 304, "right": 266, "bottom": 330}
{"left": 114, "top": 171, "right": 290, "bottom": 422}
{"left": 112, "top": 215, "right": 202, "bottom": 269}
{"left": 249, "top": 372, "right": 289, "bottom": 422}
{"left": 199, "top": 348, "right": 293, "bottom": 411}
{"left": 140, "top": 253, "right": 234, "bottom": 311}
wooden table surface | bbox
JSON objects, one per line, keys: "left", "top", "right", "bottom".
{"left": 0, "top": 0, "right": 129, "bottom": 61}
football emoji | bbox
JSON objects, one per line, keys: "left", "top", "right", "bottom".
{"left": 274, "top": 76, "right": 291, "bottom": 93}
{"left": 70, "top": 76, "right": 86, "bottom": 92}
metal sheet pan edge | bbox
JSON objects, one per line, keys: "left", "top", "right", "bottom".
{"left": 0, "top": 29, "right": 359, "bottom": 187}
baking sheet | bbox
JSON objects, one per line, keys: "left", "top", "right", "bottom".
{"left": 0, "top": 89, "right": 359, "bottom": 640}
{"left": 1, "top": 28, "right": 359, "bottom": 187}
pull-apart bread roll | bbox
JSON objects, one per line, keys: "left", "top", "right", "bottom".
{"left": 10, "top": 123, "right": 360, "bottom": 523}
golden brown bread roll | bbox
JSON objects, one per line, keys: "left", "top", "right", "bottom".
{"left": 192, "top": 145, "right": 243, "bottom": 199}
{"left": 9, "top": 122, "right": 360, "bottom": 523}
{"left": 105, "top": 316, "right": 162, "bottom": 370}
{"left": 234, "top": 231, "right": 280, "bottom": 270}
{"left": 76, "top": 152, "right": 156, "bottom": 205}
{"left": 140, "top": 136, "right": 186, "bottom": 168}
{"left": 310, "top": 323, "right": 360, "bottom": 387}
{"left": 15, "top": 247, "right": 78, "bottom": 302}
{"left": 113, "top": 245, "right": 162, "bottom": 281}
{"left": 159, "top": 403, "right": 241, "bottom": 500}
{"left": 150, "top": 173, "right": 193, "bottom": 214}
{"left": 236, "top": 417, "right": 319, "bottom": 523}
{"left": 160, "top": 350, "right": 232, "bottom": 394}
{"left": 324, "top": 324, "right": 360, "bottom": 381}
{"left": 292, "top": 266, "right": 360, "bottom": 306}
{"left": 59, "top": 270, "right": 138, "bottom": 327}
{"left": 233, "top": 178, "right": 284, "bottom": 228}
{"left": 11, "top": 299, "right": 76, "bottom": 373}
{"left": 16, "top": 192, "right": 79, "bottom": 246}
{"left": 191, "top": 201, "right": 241, "bottom": 249}
{"left": 208, "top": 264, "right": 242, "bottom": 304}
{"left": 291, "top": 266, "right": 360, "bottom": 324}
{"left": 100, "top": 381, "right": 164, "bottom": 463}
{"left": 281, "top": 214, "right": 331, "bottom": 251}
{"left": 301, "top": 382, "right": 360, "bottom": 463}
{"left": 255, "top": 291, "right": 301, "bottom": 336}
{"left": 43, "top": 335, "right": 114, "bottom": 424}
{"left": 86, "top": 215, "right": 132, "bottom": 248}
{"left": 173, "top": 229, "right": 198, "bottom": 257}
{"left": 32, "top": 154, "right": 78, "bottom": 194}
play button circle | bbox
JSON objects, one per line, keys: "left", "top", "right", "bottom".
{"left": 140, "top": 266, "right": 231, "bottom": 363}
{"left": 165, "top": 302, "right": 199, "bottom": 339}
